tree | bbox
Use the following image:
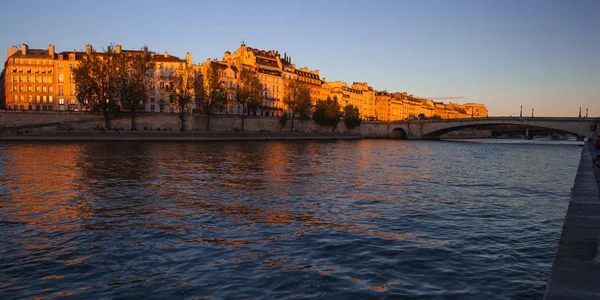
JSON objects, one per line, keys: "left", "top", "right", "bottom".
{"left": 313, "top": 96, "right": 343, "bottom": 131}
{"left": 167, "top": 63, "right": 197, "bottom": 132}
{"left": 344, "top": 104, "right": 362, "bottom": 129}
{"left": 118, "top": 48, "right": 155, "bottom": 130}
{"left": 283, "top": 78, "right": 312, "bottom": 132}
{"left": 197, "top": 64, "right": 228, "bottom": 131}
{"left": 74, "top": 45, "right": 124, "bottom": 129}
{"left": 279, "top": 113, "right": 289, "bottom": 131}
{"left": 235, "top": 68, "right": 263, "bottom": 131}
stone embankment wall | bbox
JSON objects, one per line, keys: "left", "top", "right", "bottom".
{"left": 0, "top": 111, "right": 390, "bottom": 138}
{"left": 543, "top": 142, "right": 600, "bottom": 299}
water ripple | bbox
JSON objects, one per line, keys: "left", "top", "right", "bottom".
{"left": 0, "top": 140, "right": 579, "bottom": 299}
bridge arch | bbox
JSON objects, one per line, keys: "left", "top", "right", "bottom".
{"left": 388, "top": 118, "right": 599, "bottom": 140}
{"left": 423, "top": 123, "right": 581, "bottom": 138}
{"left": 390, "top": 127, "right": 408, "bottom": 139}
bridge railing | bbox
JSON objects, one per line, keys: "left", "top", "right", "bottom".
{"left": 389, "top": 117, "right": 599, "bottom": 123}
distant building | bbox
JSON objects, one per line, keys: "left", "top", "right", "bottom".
{"left": 1, "top": 44, "right": 195, "bottom": 113}
{"left": 2, "top": 43, "right": 487, "bottom": 120}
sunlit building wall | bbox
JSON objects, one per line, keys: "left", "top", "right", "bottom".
{"left": 3, "top": 43, "right": 487, "bottom": 120}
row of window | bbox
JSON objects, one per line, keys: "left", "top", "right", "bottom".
{"left": 12, "top": 95, "right": 54, "bottom": 103}
{"left": 9, "top": 74, "right": 74, "bottom": 83}
{"left": 11, "top": 58, "right": 54, "bottom": 65}
{"left": 9, "top": 95, "right": 76, "bottom": 105}
{"left": 9, "top": 66, "right": 75, "bottom": 76}
{"left": 11, "top": 57, "right": 76, "bottom": 65}
{"left": 11, "top": 67, "right": 53, "bottom": 74}
{"left": 12, "top": 104, "right": 54, "bottom": 111}
{"left": 12, "top": 86, "right": 55, "bottom": 93}
{"left": 11, "top": 75, "right": 54, "bottom": 83}
{"left": 10, "top": 85, "right": 74, "bottom": 95}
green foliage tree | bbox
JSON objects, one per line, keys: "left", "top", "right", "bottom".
{"left": 167, "top": 63, "right": 197, "bottom": 132}
{"left": 283, "top": 78, "right": 312, "bottom": 132}
{"left": 118, "top": 48, "right": 155, "bottom": 130}
{"left": 235, "top": 68, "right": 263, "bottom": 131}
{"left": 74, "top": 45, "right": 124, "bottom": 129}
{"left": 344, "top": 104, "right": 362, "bottom": 129}
{"left": 279, "top": 113, "right": 289, "bottom": 131}
{"left": 197, "top": 64, "right": 229, "bottom": 131}
{"left": 313, "top": 96, "right": 342, "bottom": 131}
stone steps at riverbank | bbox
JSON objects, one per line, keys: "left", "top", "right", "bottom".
{"left": 0, "top": 131, "right": 363, "bottom": 142}
{"left": 544, "top": 142, "right": 600, "bottom": 299}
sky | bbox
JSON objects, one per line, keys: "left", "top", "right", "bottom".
{"left": 1, "top": 0, "right": 598, "bottom": 117}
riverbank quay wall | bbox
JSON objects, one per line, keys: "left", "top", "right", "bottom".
{"left": 544, "top": 142, "right": 600, "bottom": 300}
{"left": 0, "top": 111, "right": 390, "bottom": 138}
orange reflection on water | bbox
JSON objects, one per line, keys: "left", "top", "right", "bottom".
{"left": 367, "top": 282, "right": 396, "bottom": 292}
{"left": 2, "top": 143, "right": 84, "bottom": 232}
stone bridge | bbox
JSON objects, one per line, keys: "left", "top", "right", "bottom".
{"left": 389, "top": 117, "right": 600, "bottom": 139}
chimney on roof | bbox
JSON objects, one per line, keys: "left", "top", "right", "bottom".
{"left": 313, "top": 69, "right": 319, "bottom": 75}
{"left": 164, "top": 51, "right": 169, "bottom": 58}
{"left": 7, "top": 45, "right": 19, "bottom": 59}
{"left": 115, "top": 45, "right": 122, "bottom": 53}
{"left": 86, "top": 44, "right": 92, "bottom": 54}
{"left": 143, "top": 46, "right": 148, "bottom": 54}
{"left": 21, "top": 44, "right": 28, "bottom": 55}
{"left": 186, "top": 52, "right": 191, "bottom": 64}
{"left": 48, "top": 44, "right": 55, "bottom": 57}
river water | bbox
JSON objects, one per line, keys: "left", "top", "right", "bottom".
{"left": 0, "top": 139, "right": 582, "bottom": 299}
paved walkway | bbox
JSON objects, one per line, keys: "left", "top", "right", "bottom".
{"left": 544, "top": 142, "right": 600, "bottom": 299}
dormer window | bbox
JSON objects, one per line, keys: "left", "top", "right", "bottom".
{"left": 69, "top": 54, "right": 75, "bottom": 60}
{"left": 58, "top": 54, "right": 63, "bottom": 60}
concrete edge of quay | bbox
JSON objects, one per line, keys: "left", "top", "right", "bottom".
{"left": 0, "top": 131, "right": 365, "bottom": 142}
{"left": 544, "top": 142, "right": 600, "bottom": 300}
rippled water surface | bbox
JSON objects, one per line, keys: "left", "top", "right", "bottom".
{"left": 0, "top": 140, "right": 581, "bottom": 299}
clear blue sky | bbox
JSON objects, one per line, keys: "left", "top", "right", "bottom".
{"left": 1, "top": 0, "right": 598, "bottom": 117}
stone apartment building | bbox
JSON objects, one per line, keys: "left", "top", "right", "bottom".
{"left": 1, "top": 43, "right": 487, "bottom": 121}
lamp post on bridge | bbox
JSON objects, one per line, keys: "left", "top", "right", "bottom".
{"left": 520, "top": 105, "right": 522, "bottom": 118}
{"left": 586, "top": 108, "right": 588, "bottom": 118}
{"left": 579, "top": 107, "right": 582, "bottom": 118}
{"left": 532, "top": 108, "right": 534, "bottom": 118}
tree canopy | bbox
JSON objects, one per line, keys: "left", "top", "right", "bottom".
{"left": 283, "top": 78, "right": 312, "bottom": 131}
{"left": 235, "top": 68, "right": 263, "bottom": 115}
{"left": 118, "top": 48, "right": 155, "bottom": 130}
{"left": 235, "top": 68, "right": 263, "bottom": 131}
{"left": 197, "top": 64, "right": 229, "bottom": 130}
{"left": 167, "top": 63, "right": 197, "bottom": 131}
{"left": 313, "top": 96, "right": 342, "bottom": 130}
{"left": 73, "top": 45, "right": 123, "bottom": 129}
{"left": 344, "top": 104, "right": 362, "bottom": 129}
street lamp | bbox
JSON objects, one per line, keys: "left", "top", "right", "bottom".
{"left": 520, "top": 105, "right": 522, "bottom": 117}
{"left": 586, "top": 108, "right": 588, "bottom": 118}
{"left": 531, "top": 108, "right": 534, "bottom": 118}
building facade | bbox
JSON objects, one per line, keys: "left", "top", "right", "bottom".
{"left": 2, "top": 43, "right": 487, "bottom": 121}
